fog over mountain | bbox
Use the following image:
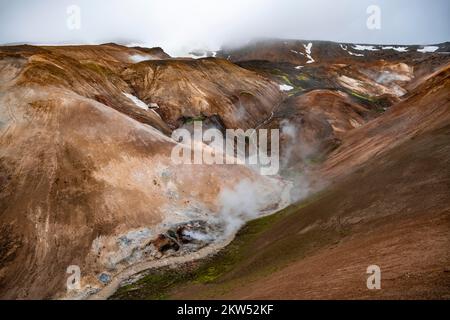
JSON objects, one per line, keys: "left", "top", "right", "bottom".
{"left": 1, "top": 0, "right": 449, "bottom": 55}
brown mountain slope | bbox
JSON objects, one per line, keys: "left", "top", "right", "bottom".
{"left": 220, "top": 39, "right": 450, "bottom": 67}
{"left": 321, "top": 62, "right": 450, "bottom": 180}
{"left": 111, "top": 60, "right": 450, "bottom": 300}
{"left": 264, "top": 89, "right": 375, "bottom": 170}
{"left": 1, "top": 44, "right": 284, "bottom": 134}
{"left": 225, "top": 40, "right": 450, "bottom": 116}
{"left": 122, "top": 58, "right": 283, "bottom": 129}
{"left": 161, "top": 125, "right": 449, "bottom": 299}
{"left": 0, "top": 44, "right": 171, "bottom": 134}
{"left": 0, "top": 44, "right": 288, "bottom": 299}
{"left": 0, "top": 84, "right": 281, "bottom": 299}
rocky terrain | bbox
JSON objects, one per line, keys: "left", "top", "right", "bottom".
{"left": 0, "top": 40, "right": 449, "bottom": 299}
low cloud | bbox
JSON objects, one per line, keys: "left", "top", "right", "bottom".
{"left": 1, "top": 0, "right": 449, "bottom": 54}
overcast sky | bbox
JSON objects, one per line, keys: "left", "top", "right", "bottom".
{"left": 0, "top": 0, "right": 449, "bottom": 55}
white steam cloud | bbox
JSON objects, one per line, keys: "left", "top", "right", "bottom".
{"left": 215, "top": 177, "right": 293, "bottom": 236}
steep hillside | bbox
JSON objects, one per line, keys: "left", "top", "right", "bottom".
{"left": 223, "top": 39, "right": 450, "bottom": 111}
{"left": 114, "top": 125, "right": 450, "bottom": 299}
{"left": 0, "top": 44, "right": 289, "bottom": 299}
{"left": 321, "top": 62, "right": 450, "bottom": 180}
{"left": 112, "top": 64, "right": 450, "bottom": 299}
{"left": 122, "top": 58, "right": 283, "bottom": 129}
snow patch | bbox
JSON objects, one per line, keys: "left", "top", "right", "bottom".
{"left": 380, "top": 46, "right": 410, "bottom": 52}
{"left": 340, "top": 44, "right": 364, "bottom": 57}
{"left": 123, "top": 93, "right": 162, "bottom": 120}
{"left": 290, "top": 49, "right": 304, "bottom": 56}
{"left": 352, "top": 45, "right": 409, "bottom": 53}
{"left": 279, "top": 84, "right": 294, "bottom": 91}
{"left": 393, "top": 47, "right": 408, "bottom": 52}
{"left": 123, "top": 92, "right": 149, "bottom": 110}
{"left": 303, "top": 42, "right": 315, "bottom": 63}
{"left": 417, "top": 46, "right": 439, "bottom": 53}
{"left": 349, "top": 52, "right": 364, "bottom": 57}
{"left": 353, "top": 45, "right": 379, "bottom": 51}
{"left": 381, "top": 46, "right": 409, "bottom": 52}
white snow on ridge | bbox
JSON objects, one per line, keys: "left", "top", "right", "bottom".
{"left": 279, "top": 84, "right": 294, "bottom": 91}
{"left": 381, "top": 46, "right": 409, "bottom": 52}
{"left": 295, "top": 66, "right": 303, "bottom": 70}
{"left": 417, "top": 46, "right": 439, "bottom": 53}
{"left": 393, "top": 47, "right": 408, "bottom": 52}
{"left": 353, "top": 45, "right": 379, "bottom": 51}
{"left": 304, "top": 43, "right": 313, "bottom": 52}
{"left": 303, "top": 42, "right": 315, "bottom": 63}
{"left": 340, "top": 44, "right": 364, "bottom": 57}
{"left": 350, "top": 45, "right": 410, "bottom": 53}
